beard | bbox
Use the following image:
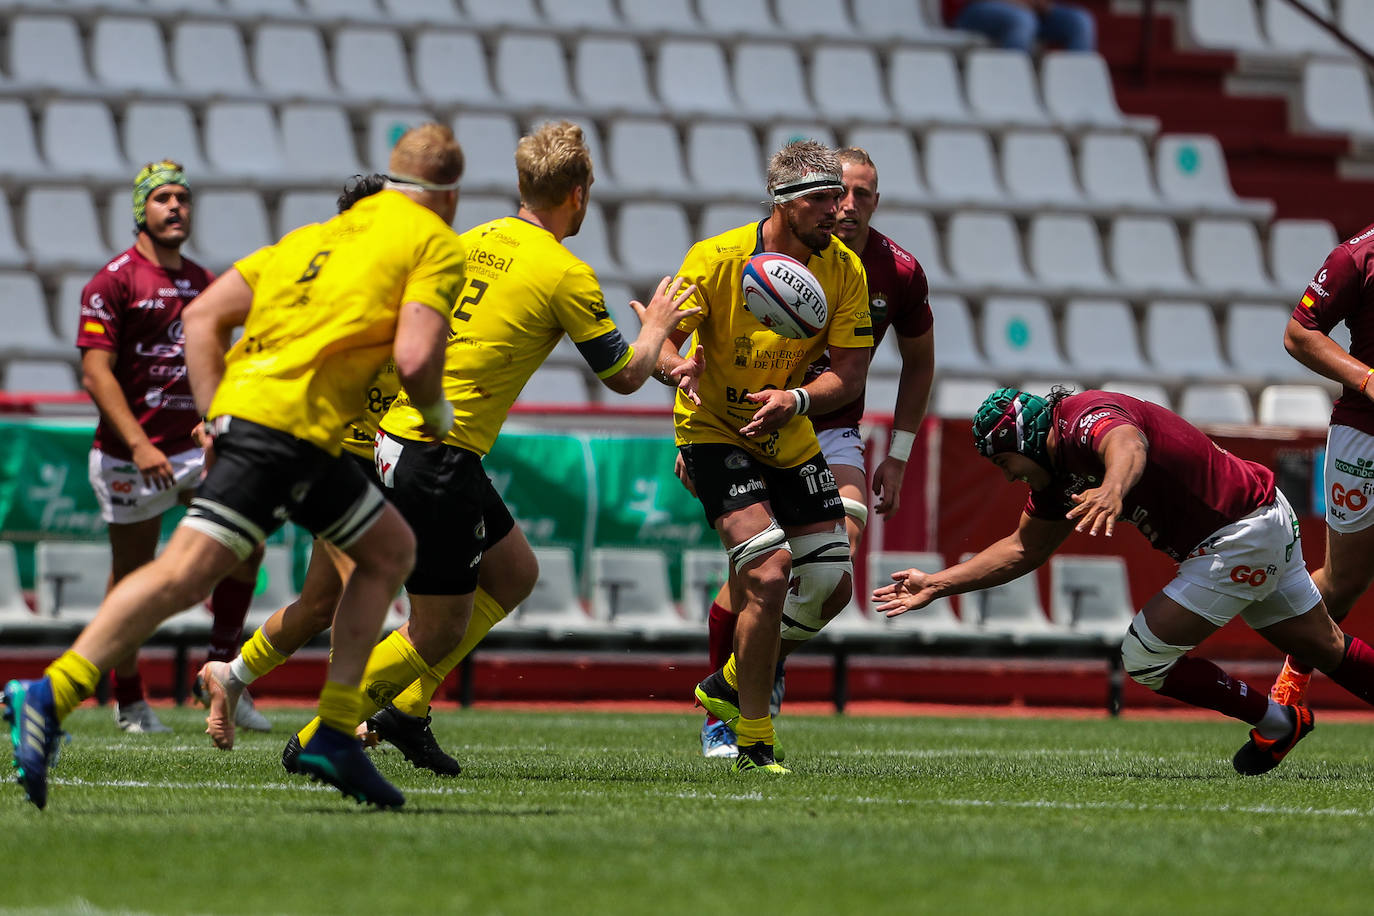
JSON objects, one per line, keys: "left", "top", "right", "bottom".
{"left": 787, "top": 209, "right": 832, "bottom": 252}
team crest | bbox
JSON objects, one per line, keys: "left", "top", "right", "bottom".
{"left": 870, "top": 294, "right": 888, "bottom": 325}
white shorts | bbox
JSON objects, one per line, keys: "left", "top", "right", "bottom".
{"left": 817, "top": 426, "right": 866, "bottom": 472}
{"left": 1163, "top": 489, "right": 1321, "bottom": 630}
{"left": 1323, "top": 424, "right": 1374, "bottom": 534}
{"left": 88, "top": 445, "right": 204, "bottom": 525}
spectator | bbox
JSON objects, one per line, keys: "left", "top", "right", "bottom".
{"left": 945, "top": 0, "right": 1096, "bottom": 52}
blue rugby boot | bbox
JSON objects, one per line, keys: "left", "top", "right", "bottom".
{"left": 297, "top": 724, "right": 404, "bottom": 809}
{"left": 4, "top": 678, "right": 64, "bottom": 810}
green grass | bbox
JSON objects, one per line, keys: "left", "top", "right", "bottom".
{"left": 3, "top": 706, "right": 1374, "bottom": 915}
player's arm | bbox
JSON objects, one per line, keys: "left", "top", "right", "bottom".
{"left": 1284, "top": 318, "right": 1373, "bottom": 397}
{"left": 80, "top": 348, "right": 176, "bottom": 489}
{"left": 1065, "top": 424, "right": 1148, "bottom": 537}
{"left": 602, "top": 276, "right": 699, "bottom": 394}
{"left": 183, "top": 268, "right": 254, "bottom": 417}
{"left": 872, "top": 328, "right": 935, "bottom": 517}
{"left": 393, "top": 301, "right": 452, "bottom": 438}
{"left": 741, "top": 345, "right": 868, "bottom": 439}
{"left": 874, "top": 512, "right": 1073, "bottom": 616}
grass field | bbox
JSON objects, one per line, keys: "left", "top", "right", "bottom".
{"left": 3, "top": 704, "right": 1373, "bottom": 916}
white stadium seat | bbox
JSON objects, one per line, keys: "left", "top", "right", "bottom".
{"left": 1108, "top": 216, "right": 1194, "bottom": 296}
{"left": 10, "top": 15, "right": 95, "bottom": 92}
{"left": 561, "top": 201, "right": 624, "bottom": 283}
{"left": 0, "top": 543, "right": 36, "bottom": 625}
{"left": 1048, "top": 555, "right": 1133, "bottom": 638}
{"left": 368, "top": 108, "right": 434, "bottom": 173}
{"left": 1188, "top": 218, "right": 1280, "bottom": 299}
{"left": 965, "top": 49, "right": 1051, "bottom": 127}
{"left": 204, "top": 102, "right": 288, "bottom": 181}
{"left": 194, "top": 190, "right": 273, "bottom": 269}
{"left": 767, "top": 123, "right": 838, "bottom": 154}
{"left": 698, "top": 0, "right": 777, "bottom": 32}
{"left": 55, "top": 272, "right": 91, "bottom": 345}
{"left": 22, "top": 189, "right": 109, "bottom": 271}
{"left": 957, "top": 558, "right": 1058, "bottom": 640}
{"left": 980, "top": 296, "right": 1065, "bottom": 375}
{"left": 1001, "top": 131, "right": 1084, "bottom": 206}
{"left": 615, "top": 203, "right": 692, "bottom": 276}
{"left": 123, "top": 102, "right": 211, "bottom": 178}
{"left": 0, "top": 101, "right": 46, "bottom": 183}
{"left": 947, "top": 212, "right": 1034, "bottom": 291}
{"left": 511, "top": 548, "right": 600, "bottom": 637}
{"left": 1262, "top": 0, "right": 1343, "bottom": 55}
{"left": 1257, "top": 384, "right": 1332, "bottom": 428}
{"left": 655, "top": 40, "right": 737, "bottom": 118}
{"left": 843, "top": 127, "right": 927, "bottom": 205}
{"left": 1041, "top": 52, "right": 1133, "bottom": 130}
{"left": 93, "top": 16, "right": 176, "bottom": 94}
{"left": 280, "top": 104, "right": 363, "bottom": 181}
{"left": 812, "top": 46, "right": 891, "bottom": 123}
{"left": 0, "top": 198, "right": 27, "bottom": 269}
{"left": 240, "top": 546, "right": 299, "bottom": 631}
{"left": 1179, "top": 383, "right": 1255, "bottom": 425}
{"left": 495, "top": 33, "right": 576, "bottom": 110}
{"left": 1270, "top": 219, "right": 1338, "bottom": 294}
{"left": 854, "top": 0, "right": 957, "bottom": 43}
{"left": 574, "top": 37, "right": 660, "bottom": 116}
{"left": 925, "top": 129, "right": 1005, "bottom": 205}
{"left": 1183, "top": 0, "right": 1269, "bottom": 53}
{"left": 36, "top": 542, "right": 112, "bottom": 622}
{"left": 40, "top": 101, "right": 129, "bottom": 182}
{"left": 774, "top": 0, "right": 856, "bottom": 38}
{"left": 589, "top": 548, "right": 693, "bottom": 636}
{"left": 868, "top": 552, "right": 967, "bottom": 637}
{"left": 1340, "top": 2, "right": 1374, "bottom": 52}
{"left": 451, "top": 112, "right": 521, "bottom": 194}
{"left": 1156, "top": 134, "right": 1269, "bottom": 218}
{"left": 1225, "top": 302, "right": 1307, "bottom": 382}
{"left": 1063, "top": 299, "right": 1150, "bottom": 379}
{"left": 680, "top": 550, "right": 728, "bottom": 621}
{"left": 932, "top": 377, "right": 1001, "bottom": 418}
{"left": 686, "top": 123, "right": 765, "bottom": 197}
{"left": 1144, "top": 301, "right": 1231, "bottom": 379}
{"left": 172, "top": 21, "right": 256, "bottom": 96}
{"left": 876, "top": 210, "right": 951, "bottom": 288}
{"left": 334, "top": 27, "right": 417, "bottom": 104}
{"left": 6, "top": 361, "right": 82, "bottom": 394}
{"left": 455, "top": 195, "right": 517, "bottom": 234}
{"left": 698, "top": 203, "right": 766, "bottom": 239}
{"left": 461, "top": 0, "right": 541, "bottom": 26}
{"left": 381, "top": 0, "right": 462, "bottom": 23}
{"left": 277, "top": 191, "right": 337, "bottom": 237}
{"left": 608, "top": 119, "right": 691, "bottom": 195}
{"left": 0, "top": 272, "right": 67, "bottom": 360}
{"left": 1027, "top": 214, "right": 1113, "bottom": 294}
{"left": 620, "top": 0, "right": 702, "bottom": 32}
{"left": 926, "top": 296, "right": 983, "bottom": 374}
{"left": 732, "top": 43, "right": 814, "bottom": 121}
{"left": 889, "top": 48, "right": 974, "bottom": 126}
{"left": 253, "top": 24, "right": 335, "bottom": 100}
{"left": 541, "top": 0, "right": 622, "bottom": 30}
{"left": 1299, "top": 59, "right": 1374, "bottom": 138}
{"left": 1079, "top": 133, "right": 1162, "bottom": 209}
{"left": 414, "top": 31, "right": 498, "bottom": 107}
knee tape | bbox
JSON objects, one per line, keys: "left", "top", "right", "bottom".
{"left": 780, "top": 529, "right": 853, "bottom": 642}
{"left": 727, "top": 520, "right": 789, "bottom": 576}
{"left": 1120, "top": 611, "right": 1193, "bottom": 690}
{"left": 840, "top": 497, "right": 868, "bottom": 529}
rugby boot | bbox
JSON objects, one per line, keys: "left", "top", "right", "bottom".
{"left": 1233, "top": 705, "right": 1315, "bottom": 775}
{"left": 732, "top": 741, "right": 790, "bottom": 774}
{"left": 4, "top": 678, "right": 64, "bottom": 810}
{"left": 366, "top": 705, "right": 461, "bottom": 777}
{"left": 296, "top": 724, "right": 404, "bottom": 808}
{"left": 693, "top": 668, "right": 740, "bottom": 726}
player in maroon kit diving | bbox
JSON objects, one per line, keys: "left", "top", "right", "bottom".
{"left": 77, "top": 161, "right": 268, "bottom": 734}
{"left": 694, "top": 147, "right": 936, "bottom": 757}
{"left": 1268, "top": 223, "right": 1374, "bottom": 707}
{"left": 875, "top": 387, "right": 1374, "bottom": 774}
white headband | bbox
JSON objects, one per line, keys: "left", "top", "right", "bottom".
{"left": 769, "top": 171, "right": 844, "bottom": 204}
{"left": 384, "top": 173, "right": 461, "bottom": 192}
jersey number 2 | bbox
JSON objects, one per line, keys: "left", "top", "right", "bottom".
{"left": 452, "top": 278, "right": 487, "bottom": 323}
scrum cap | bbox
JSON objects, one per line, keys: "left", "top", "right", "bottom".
{"left": 972, "top": 388, "right": 1054, "bottom": 472}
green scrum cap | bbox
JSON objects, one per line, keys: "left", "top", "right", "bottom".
{"left": 972, "top": 388, "right": 1054, "bottom": 472}
{"left": 132, "top": 160, "right": 189, "bottom": 229}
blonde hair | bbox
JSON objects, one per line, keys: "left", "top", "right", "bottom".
{"left": 766, "top": 140, "right": 841, "bottom": 195}
{"left": 516, "top": 121, "right": 593, "bottom": 210}
{"left": 389, "top": 122, "right": 464, "bottom": 185}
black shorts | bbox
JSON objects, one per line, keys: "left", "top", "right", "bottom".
{"left": 185, "top": 417, "right": 386, "bottom": 559}
{"left": 678, "top": 443, "right": 844, "bottom": 529}
{"left": 374, "top": 431, "right": 516, "bottom": 595}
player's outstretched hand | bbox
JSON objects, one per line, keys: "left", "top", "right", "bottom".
{"left": 631, "top": 276, "right": 699, "bottom": 337}
{"left": 1066, "top": 486, "right": 1121, "bottom": 537}
{"left": 670, "top": 344, "right": 704, "bottom": 405}
{"left": 872, "top": 457, "right": 905, "bottom": 517}
{"left": 873, "top": 567, "right": 936, "bottom": 617}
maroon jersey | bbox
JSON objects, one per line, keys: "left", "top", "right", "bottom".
{"left": 76, "top": 246, "right": 214, "bottom": 460}
{"left": 1026, "top": 392, "right": 1277, "bottom": 561}
{"left": 809, "top": 227, "right": 932, "bottom": 431}
{"left": 1290, "top": 222, "right": 1374, "bottom": 437}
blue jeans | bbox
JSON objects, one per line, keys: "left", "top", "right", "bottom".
{"left": 955, "top": 2, "right": 1096, "bottom": 52}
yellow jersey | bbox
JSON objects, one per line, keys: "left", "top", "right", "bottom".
{"left": 339, "top": 359, "right": 398, "bottom": 460}
{"left": 382, "top": 216, "right": 634, "bottom": 456}
{"left": 209, "top": 190, "right": 465, "bottom": 455}
{"left": 672, "top": 221, "right": 872, "bottom": 467}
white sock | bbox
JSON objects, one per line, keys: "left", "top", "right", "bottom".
{"left": 227, "top": 656, "right": 255, "bottom": 686}
{"left": 1255, "top": 700, "right": 1293, "bottom": 739}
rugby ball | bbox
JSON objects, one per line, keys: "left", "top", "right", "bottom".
{"left": 741, "top": 252, "right": 828, "bottom": 339}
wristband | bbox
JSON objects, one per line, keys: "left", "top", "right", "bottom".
{"left": 889, "top": 429, "right": 916, "bottom": 462}
{"left": 1361, "top": 368, "right": 1373, "bottom": 394}
{"left": 788, "top": 387, "right": 810, "bottom": 416}
{"left": 416, "top": 397, "right": 454, "bottom": 436}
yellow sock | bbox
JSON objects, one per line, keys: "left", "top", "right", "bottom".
{"left": 723, "top": 653, "right": 739, "bottom": 690}
{"left": 393, "top": 588, "right": 508, "bottom": 718}
{"left": 356, "top": 630, "right": 430, "bottom": 722}
{"left": 44, "top": 651, "right": 101, "bottom": 721}
{"left": 315, "top": 679, "right": 362, "bottom": 736}
{"left": 296, "top": 716, "right": 322, "bottom": 747}
{"left": 239, "top": 627, "right": 288, "bottom": 681}
{"left": 735, "top": 714, "right": 774, "bottom": 748}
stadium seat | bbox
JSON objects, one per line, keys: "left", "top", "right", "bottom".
{"left": 980, "top": 296, "right": 1065, "bottom": 375}
{"left": 888, "top": 48, "right": 973, "bottom": 126}
{"left": 381, "top": 0, "right": 462, "bottom": 23}
{"left": 843, "top": 127, "right": 927, "bottom": 205}
{"left": 1001, "top": 131, "right": 1084, "bottom": 207}
{"left": 461, "top": 0, "right": 541, "bottom": 26}
{"left": 1298, "top": 59, "right": 1374, "bottom": 138}
{"left": 1061, "top": 299, "right": 1149, "bottom": 380}
{"left": 0, "top": 542, "right": 39, "bottom": 626}
{"left": 965, "top": 49, "right": 1051, "bottom": 127}
{"left": 542, "top": 0, "right": 623, "bottom": 30}
{"left": 655, "top": 40, "right": 737, "bottom": 118}
{"left": 40, "top": 101, "right": 129, "bottom": 182}
{"left": 686, "top": 123, "right": 765, "bottom": 197}
{"left": 3, "top": 360, "right": 79, "bottom": 393}
{"left": 766, "top": 122, "right": 839, "bottom": 153}
{"left": 853, "top": 0, "right": 961, "bottom": 42}
{"left": 1179, "top": 383, "right": 1255, "bottom": 425}
{"left": 1144, "top": 301, "right": 1231, "bottom": 379}
{"left": 204, "top": 102, "right": 286, "bottom": 180}
{"left": 92, "top": 16, "right": 176, "bottom": 95}
{"left": 0, "top": 101, "right": 44, "bottom": 184}
{"left": 812, "top": 46, "right": 891, "bottom": 123}
{"left": 334, "top": 27, "right": 418, "bottom": 104}
{"left": 698, "top": 0, "right": 777, "bottom": 32}
{"left": 123, "top": 102, "right": 211, "bottom": 178}
{"left": 455, "top": 194, "right": 516, "bottom": 233}
{"left": 867, "top": 551, "right": 966, "bottom": 638}
{"left": 301, "top": 0, "right": 386, "bottom": 21}
{"left": 0, "top": 272, "right": 67, "bottom": 361}
{"left": 732, "top": 43, "right": 814, "bottom": 121}
{"left": 608, "top": 119, "right": 691, "bottom": 195}
{"left": 1101, "top": 380, "right": 1172, "bottom": 409}
{"left": 1257, "top": 384, "right": 1332, "bottom": 428}
{"left": 1156, "top": 135, "right": 1269, "bottom": 218}
{"left": 21, "top": 189, "right": 109, "bottom": 271}
{"left": 277, "top": 190, "right": 337, "bottom": 236}
{"left": 368, "top": 108, "right": 434, "bottom": 173}
{"left": 589, "top": 548, "right": 693, "bottom": 636}
{"left": 1108, "top": 216, "right": 1195, "bottom": 296}
{"left": 620, "top": 0, "right": 703, "bottom": 33}
{"left": 924, "top": 129, "right": 1005, "bottom": 205}
{"left": 1269, "top": 219, "right": 1338, "bottom": 293}
{"left": 1225, "top": 303, "right": 1307, "bottom": 382}
{"left": 451, "top": 112, "right": 521, "bottom": 194}
{"left": 1027, "top": 215, "right": 1112, "bottom": 295}
{"left": 574, "top": 37, "right": 660, "bottom": 117}
{"left": 1188, "top": 218, "right": 1280, "bottom": 300}
{"left": 561, "top": 201, "right": 624, "bottom": 283}
{"left": 615, "top": 202, "right": 692, "bottom": 278}
{"left": 1339, "top": 1, "right": 1374, "bottom": 52}
{"left": 193, "top": 190, "right": 273, "bottom": 269}
{"left": 680, "top": 549, "right": 728, "bottom": 622}
{"left": 171, "top": 20, "right": 256, "bottom": 96}
{"left": 1040, "top": 52, "right": 1134, "bottom": 131}
{"left": 0, "top": 199, "right": 27, "bottom": 270}
{"left": 947, "top": 212, "right": 1034, "bottom": 291}
{"left": 253, "top": 23, "right": 335, "bottom": 100}
{"left": 495, "top": 33, "right": 576, "bottom": 111}
{"left": 9, "top": 14, "right": 94, "bottom": 92}
{"left": 932, "top": 377, "right": 1000, "bottom": 418}
{"left": 1079, "top": 133, "right": 1163, "bottom": 209}
{"left": 511, "top": 547, "right": 601, "bottom": 637}
{"left": 54, "top": 272, "right": 90, "bottom": 346}
{"left": 957, "top": 557, "right": 1058, "bottom": 640}
{"left": 413, "top": 31, "right": 498, "bottom": 107}
{"left": 1262, "top": 0, "right": 1343, "bottom": 55}
{"left": 774, "top": 0, "right": 856, "bottom": 37}
{"left": 104, "top": 189, "right": 152, "bottom": 255}
{"left": 1048, "top": 555, "right": 1133, "bottom": 638}
{"left": 699, "top": 203, "right": 766, "bottom": 239}
{"left": 281, "top": 105, "right": 363, "bottom": 181}
{"left": 36, "top": 542, "right": 112, "bottom": 622}
{"left": 877, "top": 209, "right": 952, "bottom": 288}
{"left": 517, "top": 366, "right": 592, "bottom": 407}
{"left": 927, "top": 294, "right": 986, "bottom": 374}
{"left": 1181, "top": 0, "right": 1269, "bottom": 52}
{"left": 227, "top": 0, "right": 307, "bottom": 14}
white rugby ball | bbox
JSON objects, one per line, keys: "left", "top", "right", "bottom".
{"left": 740, "top": 252, "right": 828, "bottom": 339}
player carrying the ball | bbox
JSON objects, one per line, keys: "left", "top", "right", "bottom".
{"left": 655, "top": 140, "right": 873, "bottom": 773}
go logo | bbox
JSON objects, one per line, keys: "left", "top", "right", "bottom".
{"left": 1229, "top": 565, "right": 1268, "bottom": 587}
{"left": 1331, "top": 482, "right": 1368, "bottom": 512}
{"left": 111, "top": 480, "right": 135, "bottom": 494}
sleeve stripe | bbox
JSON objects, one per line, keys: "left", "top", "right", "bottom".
{"left": 574, "top": 329, "right": 633, "bottom": 378}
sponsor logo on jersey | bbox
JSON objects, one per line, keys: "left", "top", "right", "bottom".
{"left": 1349, "top": 226, "right": 1374, "bottom": 245}
{"left": 1308, "top": 278, "right": 1330, "bottom": 298}
{"left": 1334, "top": 456, "right": 1374, "bottom": 479}
{"left": 724, "top": 451, "right": 749, "bottom": 470}
{"left": 143, "top": 387, "right": 196, "bottom": 410}
{"left": 727, "top": 479, "right": 766, "bottom": 498}
{"left": 134, "top": 298, "right": 168, "bottom": 310}
{"left": 107, "top": 253, "right": 131, "bottom": 272}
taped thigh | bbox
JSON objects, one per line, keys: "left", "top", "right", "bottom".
{"left": 780, "top": 529, "right": 852, "bottom": 642}
{"left": 727, "top": 520, "right": 789, "bottom": 576}
{"left": 1120, "top": 611, "right": 1194, "bottom": 690}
